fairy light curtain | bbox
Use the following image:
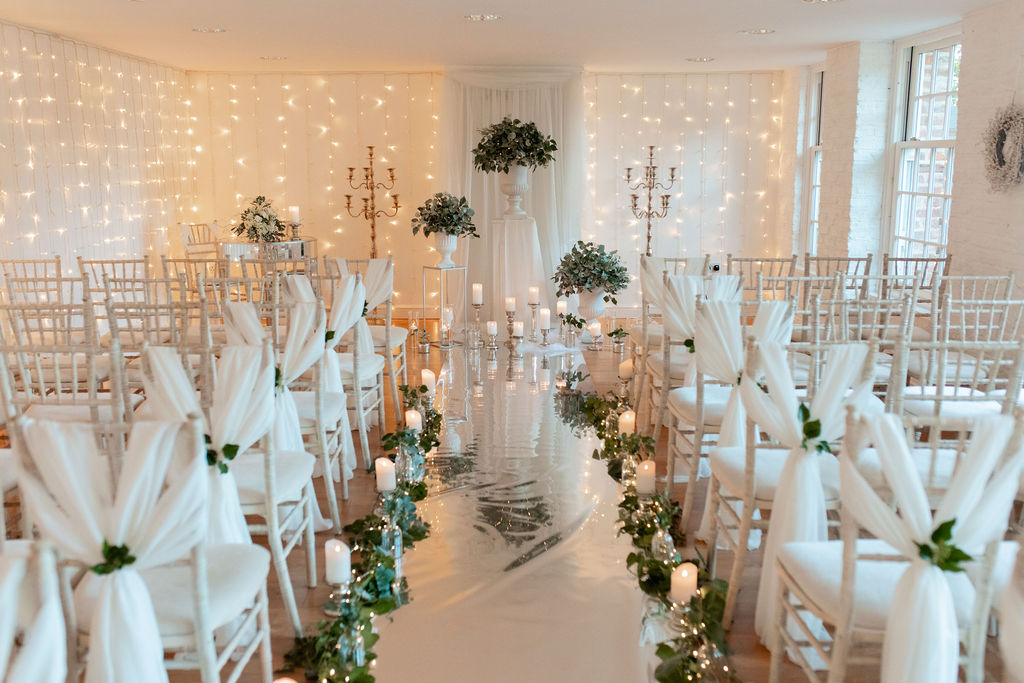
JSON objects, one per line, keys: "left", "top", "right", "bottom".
{"left": 0, "top": 20, "right": 192, "bottom": 270}
{"left": 186, "top": 72, "right": 441, "bottom": 312}
{"left": 582, "top": 72, "right": 784, "bottom": 312}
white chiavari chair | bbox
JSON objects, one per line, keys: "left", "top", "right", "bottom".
{"left": 178, "top": 221, "right": 221, "bottom": 258}
{"left": 239, "top": 254, "right": 317, "bottom": 280}
{"left": 936, "top": 273, "right": 1016, "bottom": 302}
{"left": 77, "top": 256, "right": 151, "bottom": 300}
{"left": 12, "top": 414, "right": 273, "bottom": 682}
{"left": 161, "top": 256, "right": 228, "bottom": 298}
{"left": 804, "top": 253, "right": 872, "bottom": 280}
{"left": 727, "top": 254, "right": 798, "bottom": 317}
{"left": 770, "top": 409, "right": 1023, "bottom": 683}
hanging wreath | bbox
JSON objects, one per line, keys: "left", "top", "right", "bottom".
{"left": 984, "top": 104, "right": 1024, "bottom": 192}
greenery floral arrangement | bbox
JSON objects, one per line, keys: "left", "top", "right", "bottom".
{"left": 560, "top": 312, "right": 587, "bottom": 330}
{"left": 983, "top": 103, "right": 1024, "bottom": 192}
{"left": 410, "top": 192, "right": 479, "bottom": 238}
{"left": 233, "top": 195, "right": 286, "bottom": 243}
{"left": 552, "top": 241, "right": 629, "bottom": 303}
{"left": 554, "top": 387, "right": 738, "bottom": 682}
{"left": 396, "top": 383, "right": 443, "bottom": 454}
{"left": 472, "top": 116, "right": 558, "bottom": 174}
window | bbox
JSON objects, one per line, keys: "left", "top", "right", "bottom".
{"left": 801, "top": 69, "right": 824, "bottom": 256}
{"left": 891, "top": 38, "right": 961, "bottom": 258}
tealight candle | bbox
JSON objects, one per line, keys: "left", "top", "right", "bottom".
{"left": 288, "top": 205, "right": 301, "bottom": 225}
{"left": 374, "top": 458, "right": 396, "bottom": 491}
{"left": 324, "top": 539, "right": 351, "bottom": 585}
{"left": 405, "top": 409, "right": 422, "bottom": 432}
{"left": 539, "top": 307, "right": 551, "bottom": 330}
{"left": 420, "top": 369, "right": 436, "bottom": 394}
{"left": 670, "top": 562, "right": 698, "bottom": 604}
{"left": 472, "top": 283, "right": 483, "bottom": 306}
{"left": 618, "top": 409, "right": 636, "bottom": 435}
{"left": 636, "top": 459, "right": 656, "bottom": 495}
{"left": 556, "top": 300, "right": 568, "bottom": 316}
{"left": 512, "top": 321, "right": 524, "bottom": 337}
{"left": 505, "top": 296, "right": 516, "bottom": 313}
{"left": 486, "top": 320, "right": 498, "bottom": 336}
{"left": 528, "top": 286, "right": 540, "bottom": 305}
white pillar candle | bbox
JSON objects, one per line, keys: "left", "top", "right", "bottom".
{"left": 618, "top": 409, "right": 636, "bottom": 435}
{"left": 375, "top": 458, "right": 396, "bottom": 491}
{"left": 505, "top": 296, "right": 516, "bottom": 313}
{"left": 472, "top": 283, "right": 483, "bottom": 306}
{"left": 588, "top": 320, "right": 602, "bottom": 337}
{"left": 405, "top": 409, "right": 422, "bottom": 432}
{"left": 512, "top": 321, "right": 524, "bottom": 337}
{"left": 636, "top": 459, "right": 656, "bottom": 495}
{"left": 324, "top": 539, "right": 351, "bottom": 585}
{"left": 539, "top": 307, "right": 551, "bottom": 330}
{"left": 670, "top": 562, "right": 698, "bottom": 604}
{"left": 556, "top": 300, "right": 568, "bottom": 316}
{"left": 274, "top": 678, "right": 300, "bottom": 683}
{"left": 619, "top": 359, "right": 634, "bottom": 380}
{"left": 288, "top": 205, "right": 300, "bottom": 225}
{"left": 528, "top": 286, "right": 540, "bottom": 305}
{"left": 486, "top": 320, "right": 498, "bottom": 336}
{"left": 420, "top": 369, "right": 436, "bottom": 394}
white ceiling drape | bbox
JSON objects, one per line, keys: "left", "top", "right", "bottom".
{"left": 442, "top": 68, "right": 586, "bottom": 319}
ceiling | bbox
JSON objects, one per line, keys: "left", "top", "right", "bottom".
{"left": 1, "top": 0, "right": 993, "bottom": 73}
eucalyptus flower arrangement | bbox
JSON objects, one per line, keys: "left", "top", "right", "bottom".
{"left": 233, "top": 195, "right": 286, "bottom": 243}
{"left": 552, "top": 241, "right": 629, "bottom": 303}
{"left": 472, "top": 116, "right": 558, "bottom": 174}
{"left": 410, "top": 192, "right": 479, "bottom": 238}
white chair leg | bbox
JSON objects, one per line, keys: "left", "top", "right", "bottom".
{"left": 304, "top": 484, "right": 317, "bottom": 588}
{"left": 354, "top": 380, "right": 371, "bottom": 470}
{"left": 317, "top": 429, "right": 340, "bottom": 531}
{"left": 266, "top": 507, "right": 303, "bottom": 637}
{"left": 257, "top": 585, "right": 273, "bottom": 683}
{"left": 399, "top": 344, "right": 408, "bottom": 385}
{"left": 376, "top": 372, "right": 386, "bottom": 429}
{"left": 386, "top": 356, "right": 401, "bottom": 429}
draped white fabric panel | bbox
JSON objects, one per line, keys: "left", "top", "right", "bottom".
{"left": 0, "top": 20, "right": 192, "bottom": 267}
{"left": 583, "top": 73, "right": 783, "bottom": 311}
{"left": 187, "top": 72, "right": 441, "bottom": 311}
{"left": 442, "top": 68, "right": 586, "bottom": 319}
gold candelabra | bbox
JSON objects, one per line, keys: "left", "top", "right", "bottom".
{"left": 626, "top": 145, "right": 678, "bottom": 257}
{"left": 345, "top": 145, "right": 400, "bottom": 258}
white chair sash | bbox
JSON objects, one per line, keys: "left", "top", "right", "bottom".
{"left": 739, "top": 341, "right": 872, "bottom": 644}
{"left": 1001, "top": 547, "right": 1024, "bottom": 683}
{"left": 362, "top": 259, "right": 393, "bottom": 312}
{"left": 0, "top": 551, "right": 65, "bottom": 683}
{"left": 841, "top": 413, "right": 1023, "bottom": 683}
{"left": 663, "top": 274, "right": 743, "bottom": 385}
{"left": 17, "top": 419, "right": 207, "bottom": 683}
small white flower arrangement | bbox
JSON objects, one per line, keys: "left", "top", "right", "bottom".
{"left": 234, "top": 195, "right": 286, "bottom": 242}
{"left": 984, "top": 104, "right": 1024, "bottom": 193}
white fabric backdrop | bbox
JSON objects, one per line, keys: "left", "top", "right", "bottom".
{"left": 442, "top": 68, "right": 586, "bottom": 320}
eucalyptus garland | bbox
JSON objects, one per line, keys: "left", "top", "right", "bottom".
{"left": 557, "top": 387, "right": 740, "bottom": 682}
{"left": 984, "top": 104, "right": 1024, "bottom": 192}
{"left": 283, "top": 405, "right": 443, "bottom": 681}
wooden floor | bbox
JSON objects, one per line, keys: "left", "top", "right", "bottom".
{"left": 155, "top": 344, "right": 1005, "bottom": 683}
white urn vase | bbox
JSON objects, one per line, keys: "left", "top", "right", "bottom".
{"left": 435, "top": 233, "right": 458, "bottom": 268}
{"left": 577, "top": 288, "right": 606, "bottom": 321}
{"left": 498, "top": 166, "right": 529, "bottom": 218}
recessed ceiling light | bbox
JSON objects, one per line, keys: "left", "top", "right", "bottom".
{"left": 260, "top": 56, "right": 288, "bottom": 61}
{"left": 464, "top": 14, "right": 502, "bottom": 22}
{"left": 739, "top": 27, "right": 775, "bottom": 35}
{"left": 192, "top": 27, "right": 227, "bottom": 33}
{"left": 687, "top": 56, "right": 715, "bottom": 63}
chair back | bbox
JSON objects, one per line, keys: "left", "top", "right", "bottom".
{"left": 804, "top": 252, "right": 872, "bottom": 279}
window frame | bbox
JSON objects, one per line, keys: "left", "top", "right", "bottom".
{"left": 799, "top": 67, "right": 824, "bottom": 257}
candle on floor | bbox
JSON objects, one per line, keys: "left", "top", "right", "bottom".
{"left": 375, "top": 458, "right": 396, "bottom": 491}
{"left": 421, "top": 369, "right": 436, "bottom": 394}
{"left": 636, "top": 459, "right": 656, "bottom": 495}
{"left": 512, "top": 321, "right": 524, "bottom": 337}
{"left": 405, "top": 409, "right": 422, "bottom": 432}
{"left": 472, "top": 283, "right": 483, "bottom": 306}
{"left": 618, "top": 409, "right": 636, "bottom": 435}
{"left": 274, "top": 678, "right": 300, "bottom": 683}
{"left": 528, "top": 286, "right": 540, "bottom": 305}
{"left": 288, "top": 205, "right": 300, "bottom": 225}
{"left": 670, "top": 562, "right": 698, "bottom": 604}
{"left": 505, "top": 296, "right": 516, "bottom": 313}
{"left": 486, "top": 320, "right": 498, "bottom": 336}
{"left": 556, "top": 300, "right": 568, "bottom": 317}
{"left": 539, "top": 307, "right": 551, "bottom": 330}
{"left": 324, "top": 539, "right": 351, "bottom": 585}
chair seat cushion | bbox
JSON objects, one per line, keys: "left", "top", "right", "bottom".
{"left": 988, "top": 387, "right": 1024, "bottom": 407}
{"left": 292, "top": 390, "right": 348, "bottom": 426}
{"left": 233, "top": 449, "right": 315, "bottom": 504}
{"left": 902, "top": 386, "right": 1004, "bottom": 418}
{"left": 667, "top": 385, "right": 734, "bottom": 426}
{"left": 778, "top": 539, "right": 1016, "bottom": 632}
{"left": 710, "top": 446, "right": 839, "bottom": 503}
{"left": 74, "top": 544, "right": 270, "bottom": 638}
{"left": 24, "top": 393, "right": 144, "bottom": 422}
{"left": 628, "top": 323, "right": 663, "bottom": 349}
{"left": 369, "top": 325, "right": 408, "bottom": 348}
{"left": 854, "top": 446, "right": 961, "bottom": 492}
{"left": 335, "top": 353, "right": 386, "bottom": 383}
{"left": 646, "top": 354, "right": 694, "bottom": 381}
{"left": 906, "top": 350, "right": 987, "bottom": 382}
{"left": 0, "top": 448, "right": 16, "bottom": 492}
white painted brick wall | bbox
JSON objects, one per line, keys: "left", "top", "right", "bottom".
{"left": 947, "top": 0, "right": 1024, "bottom": 293}
{"left": 775, "top": 66, "right": 807, "bottom": 256}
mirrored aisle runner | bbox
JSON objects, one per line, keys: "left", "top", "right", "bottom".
{"left": 374, "top": 348, "right": 648, "bottom": 682}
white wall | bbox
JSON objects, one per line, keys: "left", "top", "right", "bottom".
{"left": 0, "top": 20, "right": 192, "bottom": 271}
{"left": 947, "top": 0, "right": 1024, "bottom": 288}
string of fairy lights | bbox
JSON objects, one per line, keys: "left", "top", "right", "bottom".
{"left": 1, "top": 19, "right": 787, "bottom": 313}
